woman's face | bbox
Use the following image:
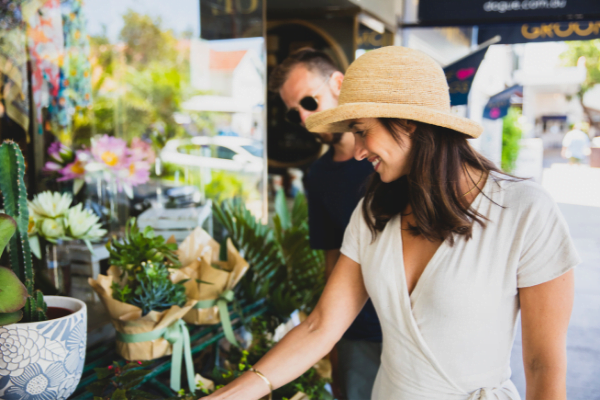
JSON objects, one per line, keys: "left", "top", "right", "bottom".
{"left": 351, "top": 118, "right": 415, "bottom": 183}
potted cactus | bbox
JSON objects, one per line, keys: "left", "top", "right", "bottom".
{"left": 0, "top": 140, "right": 87, "bottom": 400}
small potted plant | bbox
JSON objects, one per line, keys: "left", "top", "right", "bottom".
{"left": 89, "top": 218, "right": 198, "bottom": 394}
{"left": 0, "top": 140, "right": 88, "bottom": 400}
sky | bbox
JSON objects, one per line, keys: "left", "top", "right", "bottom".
{"left": 83, "top": 0, "right": 200, "bottom": 42}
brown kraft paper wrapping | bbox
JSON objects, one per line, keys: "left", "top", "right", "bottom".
{"left": 177, "top": 227, "right": 249, "bottom": 325}
{"left": 88, "top": 265, "right": 197, "bottom": 360}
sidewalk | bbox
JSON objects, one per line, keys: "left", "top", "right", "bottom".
{"left": 510, "top": 164, "right": 600, "bottom": 399}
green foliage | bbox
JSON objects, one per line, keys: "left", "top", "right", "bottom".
{"left": 501, "top": 107, "right": 523, "bottom": 173}
{"left": 0, "top": 267, "right": 28, "bottom": 318}
{"left": 73, "top": 10, "right": 193, "bottom": 149}
{"left": 0, "top": 141, "right": 46, "bottom": 323}
{"left": 560, "top": 39, "right": 600, "bottom": 97}
{"left": 0, "top": 214, "right": 16, "bottom": 258}
{"left": 213, "top": 190, "right": 325, "bottom": 326}
{"left": 205, "top": 171, "right": 249, "bottom": 204}
{"left": 86, "top": 361, "right": 159, "bottom": 400}
{"left": 106, "top": 217, "right": 180, "bottom": 274}
{"left": 111, "top": 261, "right": 187, "bottom": 316}
{"left": 207, "top": 317, "right": 332, "bottom": 400}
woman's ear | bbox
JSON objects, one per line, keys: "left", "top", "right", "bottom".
{"left": 401, "top": 119, "right": 417, "bottom": 134}
{"left": 330, "top": 71, "right": 344, "bottom": 97}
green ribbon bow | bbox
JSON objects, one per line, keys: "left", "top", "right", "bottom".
{"left": 116, "top": 319, "right": 196, "bottom": 394}
{"left": 193, "top": 289, "right": 239, "bottom": 347}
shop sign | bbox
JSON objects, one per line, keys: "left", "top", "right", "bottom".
{"left": 418, "top": 0, "right": 600, "bottom": 25}
{"left": 483, "top": 85, "right": 523, "bottom": 120}
{"left": 443, "top": 46, "right": 489, "bottom": 106}
{"left": 201, "top": 0, "right": 264, "bottom": 40}
{"left": 478, "top": 20, "right": 600, "bottom": 44}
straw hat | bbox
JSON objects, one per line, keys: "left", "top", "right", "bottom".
{"left": 305, "top": 46, "right": 483, "bottom": 138}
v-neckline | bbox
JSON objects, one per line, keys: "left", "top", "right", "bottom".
{"left": 396, "top": 173, "right": 493, "bottom": 305}
{"left": 396, "top": 216, "right": 448, "bottom": 304}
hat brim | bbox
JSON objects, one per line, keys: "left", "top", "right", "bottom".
{"left": 305, "top": 102, "right": 483, "bottom": 138}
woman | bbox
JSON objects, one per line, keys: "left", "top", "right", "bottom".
{"left": 205, "top": 46, "right": 578, "bottom": 400}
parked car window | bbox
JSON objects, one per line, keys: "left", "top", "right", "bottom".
{"left": 215, "top": 146, "right": 237, "bottom": 160}
{"left": 241, "top": 144, "right": 263, "bottom": 157}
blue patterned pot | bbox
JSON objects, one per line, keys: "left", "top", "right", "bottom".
{"left": 0, "top": 296, "right": 87, "bottom": 400}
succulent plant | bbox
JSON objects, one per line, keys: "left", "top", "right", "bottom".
{"left": 111, "top": 261, "right": 187, "bottom": 316}
{"left": 0, "top": 140, "right": 47, "bottom": 324}
{"left": 0, "top": 215, "right": 28, "bottom": 325}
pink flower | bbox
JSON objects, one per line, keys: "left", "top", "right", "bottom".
{"left": 130, "top": 137, "right": 155, "bottom": 164}
{"left": 90, "top": 135, "right": 129, "bottom": 170}
{"left": 118, "top": 160, "right": 151, "bottom": 187}
{"left": 58, "top": 159, "right": 86, "bottom": 181}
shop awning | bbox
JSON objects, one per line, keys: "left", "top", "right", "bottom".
{"left": 483, "top": 85, "right": 523, "bottom": 120}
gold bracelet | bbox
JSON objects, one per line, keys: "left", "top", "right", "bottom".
{"left": 249, "top": 367, "right": 273, "bottom": 400}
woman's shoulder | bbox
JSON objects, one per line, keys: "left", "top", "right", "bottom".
{"left": 488, "top": 173, "right": 556, "bottom": 213}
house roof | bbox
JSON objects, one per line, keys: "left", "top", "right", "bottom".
{"left": 209, "top": 49, "right": 247, "bottom": 71}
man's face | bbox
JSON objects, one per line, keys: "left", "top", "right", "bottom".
{"left": 279, "top": 65, "right": 343, "bottom": 144}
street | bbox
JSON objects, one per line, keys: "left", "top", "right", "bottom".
{"left": 510, "top": 161, "right": 600, "bottom": 399}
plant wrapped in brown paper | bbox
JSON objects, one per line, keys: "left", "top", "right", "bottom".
{"left": 88, "top": 265, "right": 198, "bottom": 394}
{"left": 177, "top": 227, "right": 249, "bottom": 346}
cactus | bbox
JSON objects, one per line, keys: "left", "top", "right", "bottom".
{"left": 0, "top": 140, "right": 47, "bottom": 322}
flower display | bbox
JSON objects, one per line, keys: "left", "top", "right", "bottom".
{"left": 28, "top": 192, "right": 72, "bottom": 219}
{"left": 44, "top": 135, "right": 154, "bottom": 198}
{"left": 28, "top": 191, "right": 106, "bottom": 255}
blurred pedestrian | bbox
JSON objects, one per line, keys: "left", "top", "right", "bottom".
{"left": 562, "top": 122, "right": 591, "bottom": 164}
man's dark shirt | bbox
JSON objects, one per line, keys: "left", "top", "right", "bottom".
{"left": 305, "top": 147, "right": 382, "bottom": 342}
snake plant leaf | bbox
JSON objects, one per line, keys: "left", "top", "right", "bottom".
{"left": 0, "top": 214, "right": 16, "bottom": 258}
{"left": 0, "top": 266, "right": 29, "bottom": 313}
{"left": 0, "top": 311, "right": 23, "bottom": 325}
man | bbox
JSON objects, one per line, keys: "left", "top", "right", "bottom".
{"left": 562, "top": 122, "right": 591, "bottom": 165}
{"left": 268, "top": 49, "right": 382, "bottom": 400}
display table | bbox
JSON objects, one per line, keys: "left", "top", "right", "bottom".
{"left": 70, "top": 300, "right": 267, "bottom": 399}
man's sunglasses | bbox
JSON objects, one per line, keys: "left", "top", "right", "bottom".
{"left": 285, "top": 76, "right": 331, "bottom": 125}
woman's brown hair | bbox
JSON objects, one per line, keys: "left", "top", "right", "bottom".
{"left": 362, "top": 118, "right": 511, "bottom": 245}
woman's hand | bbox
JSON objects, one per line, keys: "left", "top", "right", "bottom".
{"left": 203, "top": 254, "right": 369, "bottom": 400}
{"left": 520, "top": 269, "right": 574, "bottom": 400}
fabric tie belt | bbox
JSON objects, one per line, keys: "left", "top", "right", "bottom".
{"left": 116, "top": 319, "right": 195, "bottom": 394}
{"left": 193, "top": 289, "right": 240, "bottom": 347}
{"left": 466, "top": 380, "right": 515, "bottom": 400}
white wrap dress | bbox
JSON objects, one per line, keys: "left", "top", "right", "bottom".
{"left": 340, "top": 174, "right": 580, "bottom": 400}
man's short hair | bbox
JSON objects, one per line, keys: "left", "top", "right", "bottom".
{"left": 268, "top": 48, "right": 340, "bottom": 93}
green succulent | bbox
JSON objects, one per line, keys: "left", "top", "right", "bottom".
{"left": 106, "top": 217, "right": 181, "bottom": 275}
{"left": 111, "top": 261, "right": 187, "bottom": 316}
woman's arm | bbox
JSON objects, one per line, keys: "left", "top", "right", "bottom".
{"left": 205, "top": 254, "right": 369, "bottom": 400}
{"left": 520, "top": 269, "right": 574, "bottom": 400}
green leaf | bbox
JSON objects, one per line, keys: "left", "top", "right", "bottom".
{"left": 0, "top": 267, "right": 28, "bottom": 313}
{"left": 0, "top": 214, "right": 16, "bottom": 258}
{"left": 274, "top": 189, "right": 291, "bottom": 230}
{"left": 111, "top": 388, "right": 128, "bottom": 400}
{"left": 86, "top": 380, "right": 109, "bottom": 396}
{"left": 94, "top": 367, "right": 114, "bottom": 380}
{"left": 0, "top": 310, "right": 22, "bottom": 325}
{"left": 29, "top": 234, "right": 41, "bottom": 259}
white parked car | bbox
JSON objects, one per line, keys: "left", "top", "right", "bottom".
{"left": 161, "top": 136, "right": 264, "bottom": 174}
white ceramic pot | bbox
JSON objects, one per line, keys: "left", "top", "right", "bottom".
{"left": 0, "top": 296, "right": 87, "bottom": 400}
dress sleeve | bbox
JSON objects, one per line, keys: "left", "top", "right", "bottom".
{"left": 516, "top": 190, "right": 580, "bottom": 288}
{"left": 340, "top": 200, "right": 364, "bottom": 264}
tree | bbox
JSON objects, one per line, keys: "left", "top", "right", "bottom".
{"left": 560, "top": 39, "right": 600, "bottom": 123}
